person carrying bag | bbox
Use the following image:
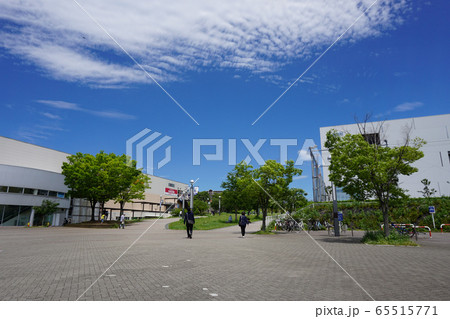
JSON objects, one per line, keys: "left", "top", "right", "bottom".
{"left": 238, "top": 212, "right": 249, "bottom": 238}
{"left": 183, "top": 209, "right": 195, "bottom": 239}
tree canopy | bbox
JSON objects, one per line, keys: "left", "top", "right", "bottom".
{"left": 62, "top": 152, "right": 149, "bottom": 221}
{"left": 325, "top": 129, "right": 425, "bottom": 236}
{"left": 221, "top": 160, "right": 304, "bottom": 230}
{"left": 114, "top": 160, "right": 151, "bottom": 216}
{"left": 33, "top": 199, "right": 59, "bottom": 226}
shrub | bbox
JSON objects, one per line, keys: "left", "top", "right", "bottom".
{"left": 362, "top": 230, "right": 417, "bottom": 246}
{"left": 171, "top": 208, "right": 183, "bottom": 217}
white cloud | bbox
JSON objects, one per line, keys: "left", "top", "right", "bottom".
{"left": 41, "top": 112, "right": 62, "bottom": 120}
{"left": 375, "top": 101, "right": 423, "bottom": 118}
{"left": 393, "top": 101, "right": 423, "bottom": 112}
{"left": 0, "top": 0, "right": 410, "bottom": 87}
{"left": 37, "top": 100, "right": 81, "bottom": 110}
{"left": 36, "top": 100, "right": 136, "bottom": 120}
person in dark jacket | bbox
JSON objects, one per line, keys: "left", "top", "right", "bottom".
{"left": 238, "top": 212, "right": 249, "bottom": 238}
{"left": 183, "top": 208, "right": 195, "bottom": 239}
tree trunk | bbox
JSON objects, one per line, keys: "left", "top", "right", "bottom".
{"left": 99, "top": 202, "right": 105, "bottom": 221}
{"left": 90, "top": 201, "right": 97, "bottom": 221}
{"left": 382, "top": 202, "right": 390, "bottom": 237}
{"left": 120, "top": 201, "right": 125, "bottom": 218}
{"left": 262, "top": 207, "right": 267, "bottom": 231}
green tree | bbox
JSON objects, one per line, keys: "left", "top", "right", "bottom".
{"left": 62, "top": 152, "right": 99, "bottom": 221}
{"left": 325, "top": 129, "right": 425, "bottom": 236}
{"left": 193, "top": 199, "right": 209, "bottom": 215}
{"left": 221, "top": 161, "right": 254, "bottom": 220}
{"left": 418, "top": 178, "right": 437, "bottom": 199}
{"left": 114, "top": 159, "right": 151, "bottom": 218}
{"left": 210, "top": 192, "right": 222, "bottom": 214}
{"left": 284, "top": 188, "right": 308, "bottom": 213}
{"left": 415, "top": 178, "right": 438, "bottom": 226}
{"left": 62, "top": 151, "right": 142, "bottom": 221}
{"left": 33, "top": 200, "right": 59, "bottom": 226}
{"left": 253, "top": 160, "right": 302, "bottom": 230}
{"left": 195, "top": 191, "right": 210, "bottom": 203}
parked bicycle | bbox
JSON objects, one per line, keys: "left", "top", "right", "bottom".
{"left": 275, "top": 218, "right": 303, "bottom": 232}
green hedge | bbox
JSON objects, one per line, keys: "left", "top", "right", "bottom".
{"left": 293, "top": 197, "right": 450, "bottom": 231}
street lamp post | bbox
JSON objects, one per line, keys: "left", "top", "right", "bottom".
{"left": 190, "top": 180, "right": 194, "bottom": 212}
{"left": 182, "top": 191, "right": 185, "bottom": 213}
{"left": 219, "top": 196, "right": 221, "bottom": 215}
{"left": 327, "top": 155, "right": 340, "bottom": 237}
{"left": 159, "top": 195, "right": 162, "bottom": 217}
{"left": 331, "top": 182, "right": 340, "bottom": 237}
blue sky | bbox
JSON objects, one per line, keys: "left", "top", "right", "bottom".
{"left": 1, "top": 0, "right": 449, "bottom": 197}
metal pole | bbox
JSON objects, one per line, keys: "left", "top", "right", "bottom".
{"left": 431, "top": 213, "right": 436, "bottom": 229}
{"left": 160, "top": 195, "right": 162, "bottom": 217}
{"left": 332, "top": 183, "right": 340, "bottom": 237}
{"left": 182, "top": 193, "right": 185, "bottom": 212}
{"left": 190, "top": 180, "right": 194, "bottom": 212}
{"left": 219, "top": 196, "right": 221, "bottom": 215}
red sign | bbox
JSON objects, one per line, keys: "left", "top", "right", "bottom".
{"left": 165, "top": 188, "right": 177, "bottom": 196}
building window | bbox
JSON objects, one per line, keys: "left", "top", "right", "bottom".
{"left": 23, "top": 188, "right": 35, "bottom": 195}
{"left": 48, "top": 191, "right": 58, "bottom": 197}
{"left": 168, "top": 183, "right": 175, "bottom": 187}
{"left": 362, "top": 133, "right": 380, "bottom": 145}
{"left": 1, "top": 205, "right": 20, "bottom": 226}
{"left": 448, "top": 151, "right": 450, "bottom": 164}
{"left": 38, "top": 189, "right": 49, "bottom": 196}
{"left": 8, "top": 187, "right": 23, "bottom": 194}
{"left": 0, "top": 186, "right": 7, "bottom": 192}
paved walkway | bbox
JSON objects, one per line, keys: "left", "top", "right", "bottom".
{"left": 0, "top": 219, "right": 449, "bottom": 301}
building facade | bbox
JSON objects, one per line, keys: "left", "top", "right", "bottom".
{"left": 0, "top": 136, "right": 188, "bottom": 226}
{"left": 318, "top": 114, "right": 450, "bottom": 201}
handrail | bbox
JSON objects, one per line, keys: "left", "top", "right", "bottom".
{"left": 380, "top": 223, "right": 414, "bottom": 229}
{"left": 381, "top": 223, "right": 431, "bottom": 238}
{"left": 413, "top": 225, "right": 432, "bottom": 238}
{"left": 440, "top": 224, "right": 450, "bottom": 233}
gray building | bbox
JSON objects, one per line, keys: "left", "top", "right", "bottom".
{"left": 0, "top": 136, "right": 188, "bottom": 226}
{"left": 0, "top": 136, "right": 70, "bottom": 226}
{"left": 316, "top": 114, "right": 450, "bottom": 201}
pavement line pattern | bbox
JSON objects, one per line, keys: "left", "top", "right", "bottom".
{"left": 251, "top": 177, "right": 376, "bottom": 301}
{"left": 76, "top": 216, "right": 166, "bottom": 300}
{"left": 76, "top": 181, "right": 199, "bottom": 301}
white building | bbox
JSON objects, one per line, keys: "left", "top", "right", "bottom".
{"left": 0, "top": 136, "right": 188, "bottom": 226}
{"left": 319, "top": 114, "right": 450, "bottom": 200}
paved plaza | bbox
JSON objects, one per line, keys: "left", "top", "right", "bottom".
{"left": 0, "top": 219, "right": 449, "bottom": 301}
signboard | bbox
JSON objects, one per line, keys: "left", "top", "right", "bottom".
{"left": 429, "top": 206, "right": 435, "bottom": 214}
{"left": 194, "top": 186, "right": 199, "bottom": 195}
{"left": 165, "top": 188, "right": 178, "bottom": 196}
{"left": 337, "top": 211, "right": 343, "bottom": 222}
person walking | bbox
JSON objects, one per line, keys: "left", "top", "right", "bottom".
{"left": 184, "top": 209, "right": 195, "bottom": 239}
{"left": 119, "top": 214, "right": 125, "bottom": 229}
{"left": 238, "top": 212, "right": 249, "bottom": 238}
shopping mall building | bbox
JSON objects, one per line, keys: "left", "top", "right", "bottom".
{"left": 312, "top": 113, "right": 450, "bottom": 201}
{"left": 0, "top": 136, "right": 188, "bottom": 226}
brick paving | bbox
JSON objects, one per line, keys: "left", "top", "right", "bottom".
{"left": 0, "top": 219, "right": 449, "bottom": 301}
